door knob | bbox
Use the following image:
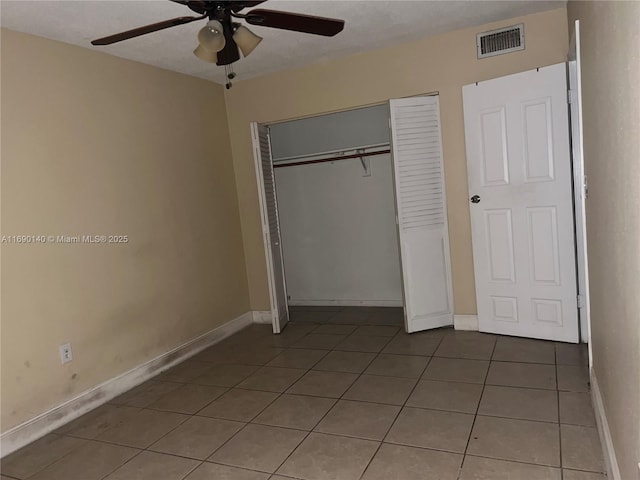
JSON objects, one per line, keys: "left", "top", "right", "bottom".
{"left": 470, "top": 195, "right": 481, "bottom": 204}
{"left": 274, "top": 242, "right": 280, "bottom": 246}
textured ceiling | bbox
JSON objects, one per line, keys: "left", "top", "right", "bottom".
{"left": 0, "top": 1, "right": 565, "bottom": 84}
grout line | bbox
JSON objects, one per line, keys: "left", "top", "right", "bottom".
{"left": 457, "top": 334, "right": 498, "bottom": 479}
{"left": 556, "top": 346, "right": 565, "bottom": 480}
{"left": 358, "top": 334, "right": 447, "bottom": 480}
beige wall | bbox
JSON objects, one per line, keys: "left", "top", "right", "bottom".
{"left": 224, "top": 8, "right": 569, "bottom": 314}
{"left": 0, "top": 29, "right": 249, "bottom": 432}
{"left": 567, "top": 3, "right": 640, "bottom": 479}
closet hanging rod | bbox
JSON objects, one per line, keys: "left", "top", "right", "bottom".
{"left": 273, "top": 148, "right": 391, "bottom": 169}
{"left": 275, "top": 142, "right": 389, "bottom": 163}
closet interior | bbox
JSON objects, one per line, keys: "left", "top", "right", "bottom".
{"left": 269, "top": 104, "right": 403, "bottom": 309}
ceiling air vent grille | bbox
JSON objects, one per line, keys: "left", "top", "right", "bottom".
{"left": 477, "top": 24, "right": 525, "bottom": 59}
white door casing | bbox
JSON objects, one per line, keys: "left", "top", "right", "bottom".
{"left": 389, "top": 96, "right": 454, "bottom": 333}
{"left": 251, "top": 123, "right": 289, "bottom": 333}
{"left": 463, "top": 63, "right": 579, "bottom": 343}
{"left": 569, "top": 19, "right": 591, "bottom": 347}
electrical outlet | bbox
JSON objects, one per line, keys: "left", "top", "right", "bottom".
{"left": 59, "top": 343, "right": 73, "bottom": 364}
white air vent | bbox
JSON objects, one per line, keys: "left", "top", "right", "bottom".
{"left": 477, "top": 24, "right": 525, "bottom": 59}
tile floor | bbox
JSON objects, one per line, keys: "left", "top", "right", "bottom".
{"left": 1, "top": 307, "right": 604, "bottom": 480}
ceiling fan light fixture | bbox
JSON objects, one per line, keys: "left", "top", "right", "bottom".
{"left": 193, "top": 44, "right": 218, "bottom": 63}
{"left": 233, "top": 25, "right": 262, "bottom": 57}
{"left": 197, "top": 19, "right": 226, "bottom": 52}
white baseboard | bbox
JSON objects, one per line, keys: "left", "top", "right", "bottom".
{"left": 252, "top": 310, "right": 273, "bottom": 324}
{"left": 287, "top": 299, "right": 403, "bottom": 307}
{"left": 590, "top": 368, "right": 622, "bottom": 480}
{"left": 0, "top": 311, "right": 254, "bottom": 458}
{"left": 454, "top": 314, "right": 479, "bottom": 331}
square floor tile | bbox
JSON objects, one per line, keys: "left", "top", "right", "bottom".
{"left": 352, "top": 326, "right": 400, "bottom": 337}
{"left": 562, "top": 470, "right": 606, "bottom": 480}
{"left": 291, "top": 334, "right": 346, "bottom": 350}
{"left": 382, "top": 333, "right": 441, "bottom": 356}
{"left": 459, "top": 456, "right": 561, "bottom": 480}
{"left": 95, "top": 408, "right": 188, "bottom": 448}
{"left": 335, "top": 334, "right": 391, "bottom": 353}
{"left": 362, "top": 443, "right": 462, "bottom": 480}
{"left": 111, "top": 380, "right": 182, "bottom": 407}
{"left": 422, "top": 357, "right": 489, "bottom": 384}
{"left": 343, "top": 375, "right": 416, "bottom": 405}
{"left": 312, "top": 351, "right": 376, "bottom": 373}
{"left": 56, "top": 405, "right": 141, "bottom": 439}
{"left": 492, "top": 337, "right": 555, "bottom": 364}
{"left": 486, "top": 362, "right": 556, "bottom": 390}
{"left": 1, "top": 434, "right": 85, "bottom": 479}
{"left": 366, "top": 308, "right": 404, "bottom": 326}
{"left": 385, "top": 407, "right": 474, "bottom": 453}
{"left": 327, "top": 310, "right": 374, "bottom": 325}
{"left": 561, "top": 424, "right": 604, "bottom": 472}
{"left": 364, "top": 354, "right": 428, "bottom": 378}
{"left": 237, "top": 367, "right": 306, "bottom": 393}
{"left": 555, "top": 343, "right": 589, "bottom": 366}
{"left": 192, "top": 364, "right": 260, "bottom": 387}
{"left": 267, "top": 327, "right": 317, "bottom": 348}
{"left": 253, "top": 394, "right": 336, "bottom": 430}
{"left": 557, "top": 365, "right": 590, "bottom": 392}
{"left": 149, "top": 416, "right": 244, "bottom": 459}
{"left": 148, "top": 383, "right": 228, "bottom": 414}
{"left": 158, "top": 359, "right": 214, "bottom": 383}
{"left": 315, "top": 400, "right": 400, "bottom": 440}
{"left": 478, "top": 385, "right": 558, "bottom": 422}
{"left": 290, "top": 311, "right": 337, "bottom": 323}
{"left": 277, "top": 432, "right": 379, "bottom": 480}
{"left": 559, "top": 392, "right": 596, "bottom": 426}
{"left": 184, "top": 462, "right": 270, "bottom": 480}
{"left": 406, "top": 380, "right": 483, "bottom": 414}
{"left": 198, "top": 388, "right": 278, "bottom": 422}
{"left": 228, "top": 348, "right": 286, "bottom": 366}
{"left": 434, "top": 331, "right": 496, "bottom": 360}
{"left": 266, "top": 349, "right": 327, "bottom": 369}
{"left": 313, "top": 324, "right": 358, "bottom": 335}
{"left": 209, "top": 424, "right": 306, "bottom": 473}
{"left": 28, "top": 440, "right": 139, "bottom": 480}
{"left": 467, "top": 415, "right": 560, "bottom": 466}
{"left": 287, "top": 370, "right": 358, "bottom": 398}
{"left": 104, "top": 451, "right": 199, "bottom": 480}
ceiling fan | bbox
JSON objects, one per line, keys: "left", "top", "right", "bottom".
{"left": 91, "top": 0, "right": 345, "bottom": 84}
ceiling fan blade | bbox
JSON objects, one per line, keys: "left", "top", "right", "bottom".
{"left": 245, "top": 9, "right": 345, "bottom": 37}
{"left": 168, "top": 0, "right": 208, "bottom": 15}
{"left": 91, "top": 16, "right": 205, "bottom": 46}
{"left": 231, "top": 1, "right": 268, "bottom": 13}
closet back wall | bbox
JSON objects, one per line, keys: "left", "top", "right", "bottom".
{"left": 274, "top": 155, "right": 402, "bottom": 306}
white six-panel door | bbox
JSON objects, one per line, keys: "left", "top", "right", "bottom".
{"left": 251, "top": 123, "right": 289, "bottom": 333}
{"left": 463, "top": 63, "right": 579, "bottom": 342}
{"left": 389, "top": 96, "right": 454, "bottom": 333}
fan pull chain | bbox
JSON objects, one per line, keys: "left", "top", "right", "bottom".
{"left": 225, "top": 64, "right": 236, "bottom": 89}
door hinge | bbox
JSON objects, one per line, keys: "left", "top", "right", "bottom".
{"left": 568, "top": 89, "right": 577, "bottom": 104}
{"left": 583, "top": 175, "right": 589, "bottom": 199}
{"left": 577, "top": 294, "right": 585, "bottom": 308}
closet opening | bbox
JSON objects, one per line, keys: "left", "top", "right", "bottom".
{"left": 252, "top": 96, "right": 454, "bottom": 334}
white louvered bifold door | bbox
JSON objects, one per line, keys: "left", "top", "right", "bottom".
{"left": 251, "top": 123, "right": 289, "bottom": 333}
{"left": 389, "top": 96, "right": 454, "bottom": 333}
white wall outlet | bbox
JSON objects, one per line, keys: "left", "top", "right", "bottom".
{"left": 59, "top": 343, "right": 73, "bottom": 364}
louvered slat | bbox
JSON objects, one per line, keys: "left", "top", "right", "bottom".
{"left": 390, "top": 97, "right": 446, "bottom": 231}
{"left": 259, "top": 128, "right": 281, "bottom": 238}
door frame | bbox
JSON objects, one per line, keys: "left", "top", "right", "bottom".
{"left": 568, "top": 20, "right": 592, "bottom": 354}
